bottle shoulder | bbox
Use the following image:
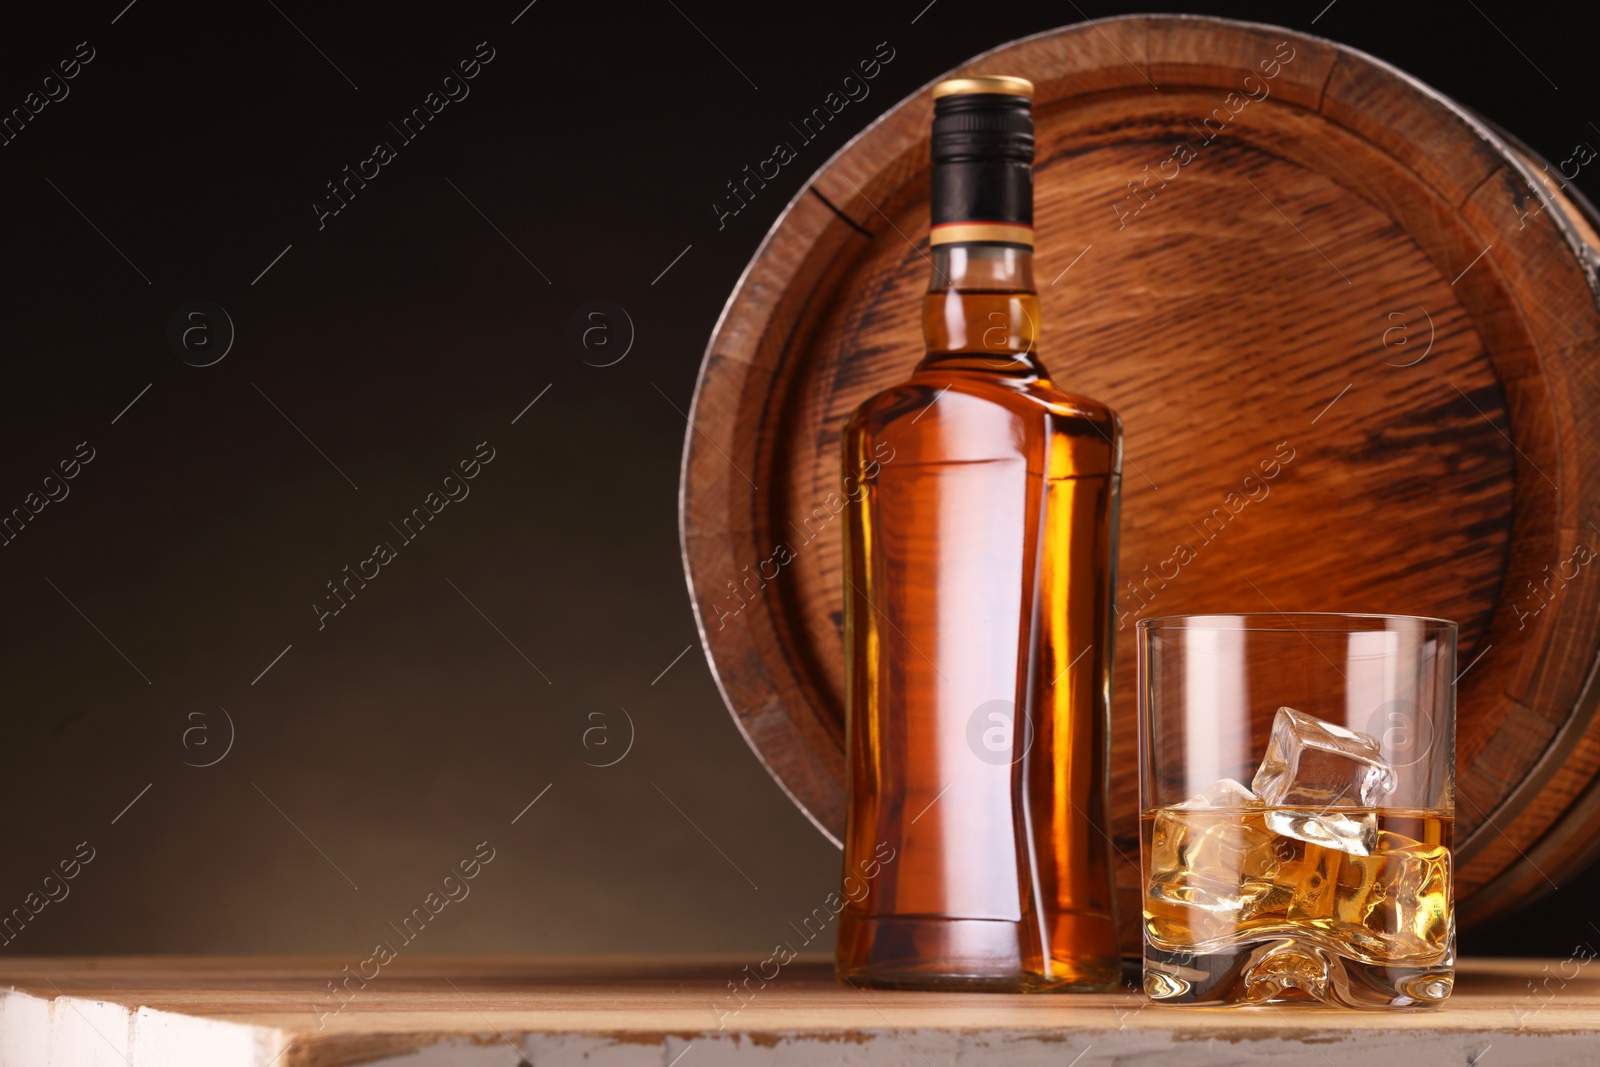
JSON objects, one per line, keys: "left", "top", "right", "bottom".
{"left": 846, "top": 369, "right": 1121, "bottom": 437}
{"left": 843, "top": 368, "right": 1122, "bottom": 478}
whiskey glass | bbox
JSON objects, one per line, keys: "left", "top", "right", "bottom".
{"left": 1137, "top": 613, "right": 1456, "bottom": 1008}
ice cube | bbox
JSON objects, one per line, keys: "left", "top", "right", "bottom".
{"left": 1147, "top": 807, "right": 1280, "bottom": 942}
{"left": 1235, "top": 827, "right": 1304, "bottom": 924}
{"left": 1150, "top": 810, "right": 1278, "bottom": 885}
{"left": 1250, "top": 707, "right": 1394, "bottom": 855}
{"left": 1286, "top": 841, "right": 1344, "bottom": 919}
{"left": 1267, "top": 808, "right": 1379, "bottom": 856}
{"left": 1328, "top": 829, "right": 1453, "bottom": 962}
{"left": 1252, "top": 707, "right": 1397, "bottom": 808}
{"left": 1177, "top": 778, "right": 1261, "bottom": 809}
{"left": 1148, "top": 780, "right": 1268, "bottom": 930}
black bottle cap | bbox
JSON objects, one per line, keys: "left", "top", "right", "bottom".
{"left": 930, "top": 76, "right": 1035, "bottom": 246}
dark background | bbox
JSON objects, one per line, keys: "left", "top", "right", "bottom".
{"left": 0, "top": 0, "right": 1592, "bottom": 962}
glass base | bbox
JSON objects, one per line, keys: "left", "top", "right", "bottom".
{"left": 1144, "top": 940, "right": 1453, "bottom": 1009}
{"left": 837, "top": 914, "right": 1119, "bottom": 993}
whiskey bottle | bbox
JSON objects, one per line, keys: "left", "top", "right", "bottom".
{"left": 835, "top": 75, "right": 1122, "bottom": 991}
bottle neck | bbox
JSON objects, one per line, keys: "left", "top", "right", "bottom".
{"left": 921, "top": 243, "right": 1041, "bottom": 372}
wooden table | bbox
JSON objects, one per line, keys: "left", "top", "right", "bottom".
{"left": 0, "top": 957, "right": 1593, "bottom": 1066}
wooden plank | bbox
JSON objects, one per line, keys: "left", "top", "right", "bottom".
{"left": 0, "top": 957, "right": 1596, "bottom": 1066}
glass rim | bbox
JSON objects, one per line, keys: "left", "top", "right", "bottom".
{"left": 1136, "top": 611, "right": 1457, "bottom": 634}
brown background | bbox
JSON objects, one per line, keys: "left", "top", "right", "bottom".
{"left": 0, "top": 0, "right": 1592, "bottom": 962}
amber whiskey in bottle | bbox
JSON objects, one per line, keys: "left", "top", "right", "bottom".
{"left": 835, "top": 76, "right": 1122, "bottom": 992}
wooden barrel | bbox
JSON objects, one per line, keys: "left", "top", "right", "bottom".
{"left": 680, "top": 14, "right": 1600, "bottom": 943}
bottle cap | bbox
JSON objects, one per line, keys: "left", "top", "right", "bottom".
{"left": 931, "top": 75, "right": 1035, "bottom": 100}
{"left": 929, "top": 76, "right": 1034, "bottom": 246}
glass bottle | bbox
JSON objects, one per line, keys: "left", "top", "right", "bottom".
{"left": 835, "top": 75, "right": 1122, "bottom": 992}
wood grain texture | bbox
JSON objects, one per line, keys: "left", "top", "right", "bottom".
{"left": 3, "top": 957, "right": 1598, "bottom": 1066}
{"left": 680, "top": 14, "right": 1600, "bottom": 944}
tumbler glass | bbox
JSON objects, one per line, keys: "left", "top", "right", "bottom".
{"left": 1137, "top": 613, "right": 1456, "bottom": 1008}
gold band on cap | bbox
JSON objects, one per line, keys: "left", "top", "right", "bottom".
{"left": 929, "top": 222, "right": 1034, "bottom": 247}
{"left": 931, "top": 75, "right": 1035, "bottom": 100}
